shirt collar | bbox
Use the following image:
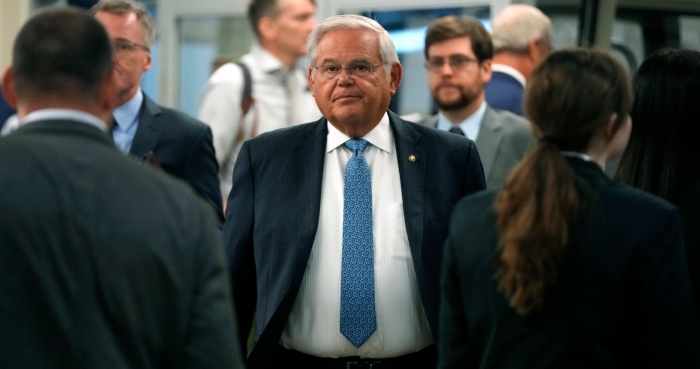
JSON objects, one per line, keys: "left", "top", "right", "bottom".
{"left": 326, "top": 112, "right": 392, "bottom": 154}
{"left": 492, "top": 64, "right": 526, "bottom": 87}
{"left": 250, "top": 42, "right": 310, "bottom": 76}
{"left": 113, "top": 88, "right": 143, "bottom": 130}
{"left": 437, "top": 100, "right": 487, "bottom": 133}
{"left": 21, "top": 109, "right": 107, "bottom": 131}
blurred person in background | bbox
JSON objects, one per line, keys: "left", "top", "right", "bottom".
{"left": 198, "top": 0, "right": 320, "bottom": 205}
{"left": 615, "top": 48, "right": 700, "bottom": 320}
{"left": 485, "top": 4, "right": 551, "bottom": 116}
{"left": 420, "top": 15, "right": 531, "bottom": 189}
{"left": 91, "top": 0, "right": 223, "bottom": 222}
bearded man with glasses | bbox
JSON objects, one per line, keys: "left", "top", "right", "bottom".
{"left": 419, "top": 16, "right": 532, "bottom": 189}
{"left": 90, "top": 0, "right": 223, "bottom": 223}
{"left": 223, "top": 14, "right": 486, "bottom": 369}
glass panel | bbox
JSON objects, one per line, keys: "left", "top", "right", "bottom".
{"left": 680, "top": 16, "right": 700, "bottom": 50}
{"left": 177, "top": 15, "right": 254, "bottom": 116}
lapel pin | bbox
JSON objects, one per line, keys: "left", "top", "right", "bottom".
{"left": 408, "top": 155, "right": 416, "bottom": 162}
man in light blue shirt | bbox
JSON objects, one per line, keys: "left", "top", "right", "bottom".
{"left": 419, "top": 15, "right": 532, "bottom": 189}
{"left": 91, "top": 0, "right": 223, "bottom": 220}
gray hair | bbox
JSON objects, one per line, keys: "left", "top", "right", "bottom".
{"left": 89, "top": 0, "right": 156, "bottom": 48}
{"left": 491, "top": 4, "right": 551, "bottom": 54}
{"left": 307, "top": 14, "right": 398, "bottom": 76}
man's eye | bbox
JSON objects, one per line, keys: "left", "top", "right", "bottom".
{"left": 352, "top": 64, "right": 369, "bottom": 72}
{"left": 452, "top": 57, "right": 468, "bottom": 66}
{"left": 429, "top": 60, "right": 443, "bottom": 68}
{"left": 324, "top": 66, "right": 340, "bottom": 73}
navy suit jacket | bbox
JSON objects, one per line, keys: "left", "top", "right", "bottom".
{"left": 131, "top": 93, "right": 223, "bottom": 220}
{"left": 484, "top": 71, "right": 525, "bottom": 116}
{"left": 440, "top": 157, "right": 700, "bottom": 368}
{"left": 223, "top": 111, "right": 486, "bottom": 368}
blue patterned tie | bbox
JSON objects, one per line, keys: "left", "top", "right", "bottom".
{"left": 340, "top": 139, "right": 376, "bottom": 347}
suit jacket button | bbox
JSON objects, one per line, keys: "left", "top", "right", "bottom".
{"left": 408, "top": 155, "right": 416, "bottom": 162}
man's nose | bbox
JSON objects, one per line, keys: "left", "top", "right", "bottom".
{"left": 337, "top": 68, "right": 354, "bottom": 85}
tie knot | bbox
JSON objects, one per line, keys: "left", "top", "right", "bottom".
{"left": 345, "top": 139, "right": 368, "bottom": 154}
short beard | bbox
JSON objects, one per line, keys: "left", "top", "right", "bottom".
{"left": 434, "top": 93, "right": 470, "bottom": 112}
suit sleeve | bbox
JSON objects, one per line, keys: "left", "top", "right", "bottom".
{"left": 464, "top": 140, "right": 487, "bottom": 195}
{"left": 182, "top": 124, "right": 224, "bottom": 225}
{"left": 438, "top": 217, "right": 471, "bottom": 369}
{"left": 181, "top": 199, "right": 245, "bottom": 369}
{"left": 630, "top": 208, "right": 700, "bottom": 368}
{"left": 222, "top": 140, "right": 257, "bottom": 353}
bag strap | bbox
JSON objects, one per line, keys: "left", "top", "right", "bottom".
{"left": 236, "top": 61, "right": 254, "bottom": 116}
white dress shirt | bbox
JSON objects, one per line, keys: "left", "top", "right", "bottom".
{"left": 281, "top": 113, "right": 433, "bottom": 358}
{"left": 197, "top": 43, "right": 321, "bottom": 199}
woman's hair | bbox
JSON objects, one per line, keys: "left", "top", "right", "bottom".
{"left": 494, "top": 48, "right": 633, "bottom": 314}
{"left": 615, "top": 48, "right": 700, "bottom": 200}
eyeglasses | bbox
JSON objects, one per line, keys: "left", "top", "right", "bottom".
{"left": 425, "top": 56, "right": 479, "bottom": 73}
{"left": 112, "top": 39, "right": 150, "bottom": 54}
{"left": 312, "top": 62, "right": 385, "bottom": 80}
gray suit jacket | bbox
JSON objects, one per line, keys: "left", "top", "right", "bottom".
{"left": 419, "top": 105, "right": 532, "bottom": 189}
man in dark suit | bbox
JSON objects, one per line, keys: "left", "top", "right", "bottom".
{"left": 224, "top": 14, "right": 486, "bottom": 369}
{"left": 484, "top": 4, "right": 551, "bottom": 116}
{"left": 420, "top": 16, "right": 531, "bottom": 189}
{"left": 90, "top": 0, "right": 222, "bottom": 220}
{"left": 0, "top": 8, "right": 243, "bottom": 369}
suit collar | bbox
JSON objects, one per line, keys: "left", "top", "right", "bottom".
{"left": 475, "top": 105, "right": 503, "bottom": 179}
{"left": 13, "top": 118, "right": 116, "bottom": 148}
{"left": 129, "top": 92, "right": 164, "bottom": 156}
{"left": 325, "top": 113, "right": 393, "bottom": 153}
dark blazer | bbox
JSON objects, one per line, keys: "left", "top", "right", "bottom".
{"left": 484, "top": 71, "right": 525, "bottom": 116}
{"left": 419, "top": 105, "right": 532, "bottom": 189}
{"left": 224, "top": 111, "right": 486, "bottom": 368}
{"left": 439, "top": 157, "right": 700, "bottom": 369}
{"left": 131, "top": 93, "right": 223, "bottom": 221}
{"left": 0, "top": 119, "right": 244, "bottom": 369}
{"left": 673, "top": 175, "right": 700, "bottom": 319}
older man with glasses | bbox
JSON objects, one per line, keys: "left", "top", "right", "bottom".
{"left": 90, "top": 0, "right": 223, "bottom": 222}
{"left": 419, "top": 15, "right": 532, "bottom": 189}
{"left": 223, "top": 14, "right": 486, "bottom": 369}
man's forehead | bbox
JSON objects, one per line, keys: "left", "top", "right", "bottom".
{"left": 277, "top": 0, "right": 314, "bottom": 16}
{"left": 428, "top": 36, "right": 476, "bottom": 56}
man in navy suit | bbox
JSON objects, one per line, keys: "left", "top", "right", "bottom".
{"left": 91, "top": 0, "right": 222, "bottom": 219}
{"left": 484, "top": 4, "right": 551, "bottom": 116}
{"left": 224, "top": 14, "right": 486, "bottom": 369}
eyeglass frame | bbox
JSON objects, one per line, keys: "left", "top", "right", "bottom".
{"left": 424, "top": 56, "right": 481, "bottom": 73}
{"left": 312, "top": 61, "right": 386, "bottom": 80}
{"left": 112, "top": 38, "right": 150, "bottom": 54}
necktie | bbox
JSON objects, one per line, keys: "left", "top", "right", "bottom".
{"left": 340, "top": 139, "right": 376, "bottom": 347}
{"left": 449, "top": 125, "right": 465, "bottom": 136}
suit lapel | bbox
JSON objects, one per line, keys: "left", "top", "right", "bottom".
{"left": 475, "top": 106, "right": 503, "bottom": 181}
{"left": 292, "top": 118, "right": 328, "bottom": 276}
{"left": 129, "top": 93, "right": 165, "bottom": 157}
{"left": 389, "top": 111, "right": 426, "bottom": 263}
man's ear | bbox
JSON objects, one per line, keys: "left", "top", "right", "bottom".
{"left": 389, "top": 62, "right": 403, "bottom": 95}
{"left": 2, "top": 67, "right": 18, "bottom": 109}
{"left": 603, "top": 113, "right": 619, "bottom": 140}
{"left": 99, "top": 72, "right": 120, "bottom": 115}
{"left": 258, "top": 17, "right": 277, "bottom": 42}
{"left": 307, "top": 66, "right": 315, "bottom": 95}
